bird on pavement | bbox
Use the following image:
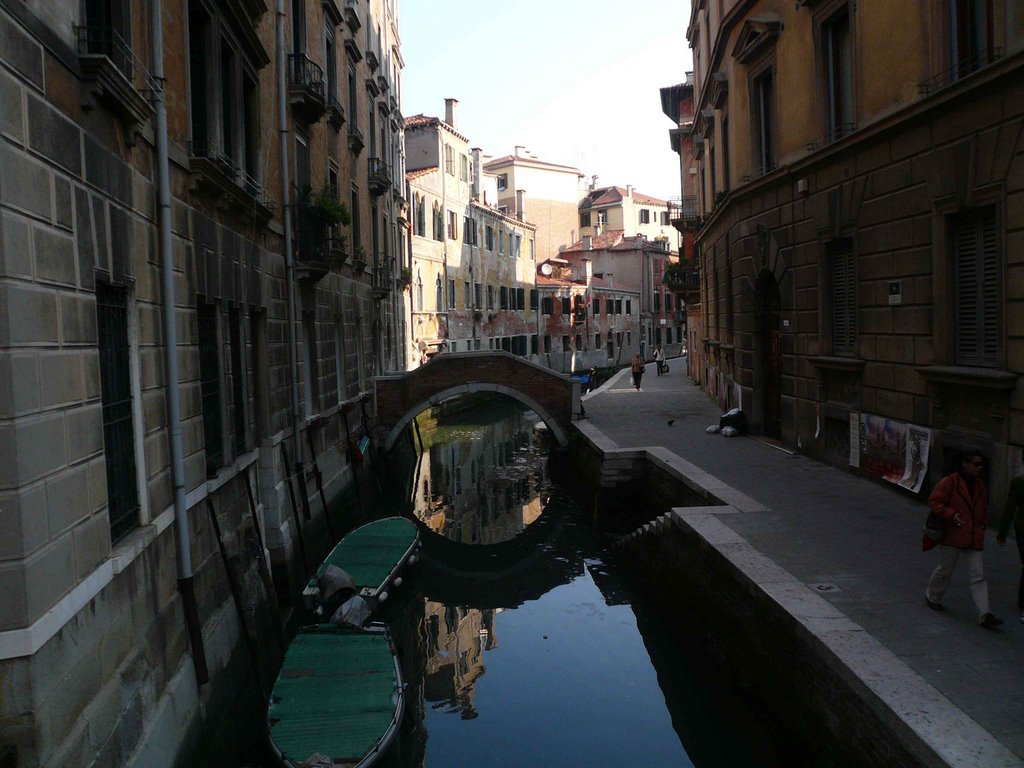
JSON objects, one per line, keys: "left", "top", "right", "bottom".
{"left": 667, "top": 419, "right": 675, "bottom": 426}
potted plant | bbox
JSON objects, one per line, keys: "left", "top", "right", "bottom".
{"left": 398, "top": 266, "right": 412, "bottom": 289}
{"left": 296, "top": 185, "right": 351, "bottom": 265}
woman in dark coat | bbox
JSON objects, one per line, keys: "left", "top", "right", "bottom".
{"left": 925, "top": 450, "right": 1003, "bottom": 629}
{"left": 630, "top": 354, "right": 645, "bottom": 391}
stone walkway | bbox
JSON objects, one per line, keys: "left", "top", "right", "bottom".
{"left": 581, "top": 358, "right": 1024, "bottom": 765}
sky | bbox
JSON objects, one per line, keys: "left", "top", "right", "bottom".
{"left": 398, "top": 0, "right": 694, "bottom": 202}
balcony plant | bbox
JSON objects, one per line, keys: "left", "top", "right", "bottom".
{"left": 296, "top": 185, "right": 351, "bottom": 264}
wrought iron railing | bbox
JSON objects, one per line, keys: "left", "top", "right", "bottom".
{"left": 372, "top": 264, "right": 392, "bottom": 290}
{"left": 368, "top": 157, "right": 391, "bottom": 188}
{"left": 75, "top": 24, "right": 159, "bottom": 98}
{"left": 189, "top": 139, "right": 273, "bottom": 209}
{"left": 667, "top": 196, "right": 699, "bottom": 223}
{"left": 288, "top": 53, "right": 325, "bottom": 99}
{"left": 918, "top": 47, "right": 1003, "bottom": 96}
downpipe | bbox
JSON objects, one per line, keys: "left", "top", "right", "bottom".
{"left": 151, "top": 0, "right": 208, "bottom": 685}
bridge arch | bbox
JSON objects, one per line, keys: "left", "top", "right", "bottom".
{"left": 374, "top": 351, "right": 580, "bottom": 452}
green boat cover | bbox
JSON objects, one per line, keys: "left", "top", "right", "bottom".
{"left": 269, "top": 627, "right": 400, "bottom": 765}
{"left": 317, "top": 517, "right": 418, "bottom": 591}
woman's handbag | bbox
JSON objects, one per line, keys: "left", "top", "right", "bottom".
{"left": 922, "top": 511, "right": 946, "bottom": 551}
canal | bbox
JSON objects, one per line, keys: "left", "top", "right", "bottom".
{"left": 359, "top": 394, "right": 795, "bottom": 768}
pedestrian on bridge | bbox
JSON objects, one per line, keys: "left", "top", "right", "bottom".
{"left": 654, "top": 345, "right": 665, "bottom": 376}
{"left": 925, "top": 449, "right": 1003, "bottom": 629}
{"left": 996, "top": 469, "right": 1024, "bottom": 623}
{"left": 630, "top": 354, "right": 645, "bottom": 391}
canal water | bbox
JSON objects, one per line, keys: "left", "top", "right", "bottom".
{"left": 359, "top": 395, "right": 792, "bottom": 768}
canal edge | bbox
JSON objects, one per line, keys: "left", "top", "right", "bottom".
{"left": 571, "top": 417, "right": 1023, "bottom": 768}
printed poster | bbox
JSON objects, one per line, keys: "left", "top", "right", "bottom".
{"left": 858, "top": 414, "right": 931, "bottom": 493}
{"left": 849, "top": 413, "right": 860, "bottom": 468}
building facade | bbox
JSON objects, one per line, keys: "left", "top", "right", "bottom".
{"left": 684, "top": 0, "right": 1024, "bottom": 503}
{"left": 0, "top": 0, "right": 405, "bottom": 764}
{"left": 482, "top": 147, "right": 585, "bottom": 261}
{"left": 405, "top": 101, "right": 537, "bottom": 367}
{"left": 578, "top": 183, "right": 676, "bottom": 245}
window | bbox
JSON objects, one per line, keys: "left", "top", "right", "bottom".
{"left": 485, "top": 225, "right": 494, "bottom": 251}
{"left": 829, "top": 238, "right": 856, "bottom": 355}
{"left": 347, "top": 61, "right": 357, "bottom": 125}
{"left": 822, "top": 7, "right": 853, "bottom": 141}
{"left": 952, "top": 207, "right": 999, "bottom": 367}
{"left": 447, "top": 210, "right": 458, "bottom": 240}
{"left": 654, "top": 292, "right": 661, "bottom": 312}
{"left": 96, "top": 283, "right": 140, "bottom": 543}
{"left": 416, "top": 271, "right": 424, "bottom": 311}
{"left": 512, "top": 234, "right": 521, "bottom": 257}
{"left": 444, "top": 144, "right": 454, "bottom": 175}
{"left": 415, "top": 194, "right": 426, "bottom": 237}
{"left": 497, "top": 174, "right": 508, "bottom": 191}
{"left": 575, "top": 334, "right": 583, "bottom": 350}
{"left": 228, "top": 306, "right": 247, "bottom": 456}
{"left": 350, "top": 186, "right": 361, "bottom": 249}
{"left": 464, "top": 281, "right": 471, "bottom": 307}
{"left": 531, "top": 335, "right": 538, "bottom": 354}
{"left": 450, "top": 341, "right": 457, "bottom": 352}
{"left": 640, "top": 209, "right": 650, "bottom": 224}
{"left": 460, "top": 154, "right": 469, "bottom": 181}
{"left": 433, "top": 203, "right": 443, "bottom": 241}
{"left": 325, "top": 25, "right": 337, "bottom": 102}
{"left": 595, "top": 333, "right": 602, "bottom": 349}
{"left": 593, "top": 297, "right": 601, "bottom": 315}
{"left": 529, "top": 289, "right": 538, "bottom": 310}
{"left": 290, "top": 0, "right": 305, "bottom": 52}
{"left": 625, "top": 299, "right": 631, "bottom": 315}
{"left": 561, "top": 334, "right": 570, "bottom": 349}
{"left": 951, "top": 0, "right": 995, "bottom": 80}
{"left": 517, "top": 288, "right": 525, "bottom": 310}
{"left": 487, "top": 285, "right": 495, "bottom": 309}
{"left": 561, "top": 297, "right": 570, "bottom": 315}
{"left": 598, "top": 212, "right": 608, "bottom": 226}
{"left": 447, "top": 279, "right": 456, "bottom": 309}
{"left": 498, "top": 231, "right": 505, "bottom": 255}
{"left": 463, "top": 216, "right": 477, "bottom": 244}
{"left": 541, "top": 296, "right": 553, "bottom": 315}
{"left": 197, "top": 302, "right": 223, "bottom": 477}
{"left": 752, "top": 66, "right": 775, "bottom": 174}
{"left": 302, "top": 310, "right": 319, "bottom": 417}
{"left": 544, "top": 335, "right": 551, "bottom": 353}
{"left": 616, "top": 299, "right": 623, "bottom": 315}
{"left": 435, "top": 275, "right": 443, "bottom": 310}
{"left": 475, "top": 283, "right": 482, "bottom": 307}
{"left": 580, "top": 211, "right": 591, "bottom": 228}
{"left": 661, "top": 211, "right": 670, "bottom": 225}
{"left": 500, "top": 286, "right": 509, "bottom": 310}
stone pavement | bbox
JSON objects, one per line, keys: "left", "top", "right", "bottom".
{"left": 581, "top": 358, "right": 1024, "bottom": 765}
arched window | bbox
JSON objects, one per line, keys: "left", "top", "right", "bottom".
{"left": 415, "top": 194, "right": 426, "bottom": 237}
{"left": 416, "top": 269, "right": 424, "bottom": 310}
{"left": 435, "top": 274, "right": 443, "bottom": 311}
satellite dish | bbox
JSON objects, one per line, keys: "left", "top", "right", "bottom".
{"left": 540, "top": 263, "right": 552, "bottom": 276}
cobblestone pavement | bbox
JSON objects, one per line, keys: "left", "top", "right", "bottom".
{"left": 582, "top": 358, "right": 1024, "bottom": 763}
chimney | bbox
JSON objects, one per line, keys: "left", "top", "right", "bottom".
{"left": 590, "top": 174, "right": 598, "bottom": 191}
{"left": 515, "top": 189, "right": 526, "bottom": 222}
{"left": 444, "top": 98, "right": 458, "bottom": 129}
{"left": 585, "top": 258, "right": 593, "bottom": 284}
{"left": 514, "top": 145, "right": 526, "bottom": 157}
{"left": 626, "top": 185, "right": 634, "bottom": 198}
{"left": 583, "top": 235, "right": 593, "bottom": 251}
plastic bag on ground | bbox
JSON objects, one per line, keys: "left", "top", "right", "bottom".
{"left": 718, "top": 408, "right": 748, "bottom": 434}
{"left": 705, "top": 425, "right": 721, "bottom": 434}
{"left": 721, "top": 426, "right": 739, "bottom": 437}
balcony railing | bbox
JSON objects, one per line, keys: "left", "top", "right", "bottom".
{"left": 76, "top": 25, "right": 135, "bottom": 81}
{"left": 371, "top": 264, "right": 392, "bottom": 298}
{"left": 189, "top": 139, "right": 275, "bottom": 220}
{"left": 74, "top": 24, "right": 156, "bottom": 138}
{"left": 667, "top": 196, "right": 700, "bottom": 232}
{"left": 368, "top": 157, "right": 391, "bottom": 195}
{"left": 663, "top": 265, "right": 700, "bottom": 294}
{"left": 918, "top": 47, "right": 1004, "bottom": 96}
{"left": 287, "top": 53, "right": 326, "bottom": 122}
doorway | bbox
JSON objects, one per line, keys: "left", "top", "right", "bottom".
{"left": 756, "top": 271, "right": 782, "bottom": 440}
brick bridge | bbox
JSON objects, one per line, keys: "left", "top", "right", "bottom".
{"left": 373, "top": 351, "right": 581, "bottom": 451}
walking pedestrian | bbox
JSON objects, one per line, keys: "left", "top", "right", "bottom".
{"left": 654, "top": 344, "right": 665, "bottom": 376}
{"left": 996, "top": 468, "right": 1024, "bottom": 624}
{"left": 925, "top": 450, "right": 1003, "bottom": 629}
{"left": 630, "top": 353, "right": 645, "bottom": 391}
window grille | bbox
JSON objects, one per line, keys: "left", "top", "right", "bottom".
{"left": 953, "top": 207, "right": 999, "bottom": 367}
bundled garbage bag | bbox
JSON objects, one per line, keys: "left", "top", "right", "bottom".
{"left": 330, "top": 595, "right": 373, "bottom": 628}
{"left": 718, "top": 408, "right": 748, "bottom": 434}
{"left": 316, "top": 565, "right": 355, "bottom": 616}
{"left": 705, "top": 425, "right": 721, "bottom": 434}
{"left": 721, "top": 426, "right": 739, "bottom": 437}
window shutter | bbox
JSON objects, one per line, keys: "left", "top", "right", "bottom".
{"left": 954, "top": 208, "right": 998, "bottom": 367}
{"left": 830, "top": 239, "right": 855, "bottom": 355}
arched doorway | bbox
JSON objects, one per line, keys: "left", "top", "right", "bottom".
{"left": 755, "top": 271, "right": 782, "bottom": 440}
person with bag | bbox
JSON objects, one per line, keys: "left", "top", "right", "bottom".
{"left": 630, "top": 353, "right": 645, "bottom": 391}
{"left": 924, "top": 450, "right": 1003, "bottom": 629}
{"left": 653, "top": 345, "right": 665, "bottom": 376}
{"left": 996, "top": 470, "right": 1024, "bottom": 624}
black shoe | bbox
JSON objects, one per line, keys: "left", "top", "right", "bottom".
{"left": 926, "top": 597, "right": 944, "bottom": 611}
{"left": 979, "top": 613, "right": 1003, "bottom": 629}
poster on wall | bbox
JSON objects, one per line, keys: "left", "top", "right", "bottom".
{"left": 849, "top": 413, "right": 860, "bottom": 468}
{"left": 858, "top": 414, "right": 931, "bottom": 493}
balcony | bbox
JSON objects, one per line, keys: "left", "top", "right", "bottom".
{"left": 287, "top": 53, "right": 326, "bottom": 123}
{"left": 347, "top": 125, "right": 365, "bottom": 154}
{"left": 663, "top": 264, "right": 700, "bottom": 303}
{"left": 667, "top": 196, "right": 700, "bottom": 232}
{"left": 368, "top": 158, "right": 391, "bottom": 196}
{"left": 376, "top": 73, "right": 389, "bottom": 93}
{"left": 351, "top": 246, "right": 368, "bottom": 274}
{"left": 326, "top": 93, "right": 345, "bottom": 130}
{"left": 75, "top": 25, "right": 155, "bottom": 143}
{"left": 344, "top": 38, "right": 362, "bottom": 62}
{"left": 366, "top": 48, "right": 379, "bottom": 72}
{"left": 188, "top": 139, "right": 274, "bottom": 223}
{"left": 371, "top": 263, "right": 392, "bottom": 300}
{"left": 918, "top": 47, "right": 1004, "bottom": 96}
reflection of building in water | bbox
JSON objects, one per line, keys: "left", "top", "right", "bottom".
{"left": 421, "top": 601, "right": 498, "bottom": 719}
{"left": 412, "top": 403, "right": 549, "bottom": 544}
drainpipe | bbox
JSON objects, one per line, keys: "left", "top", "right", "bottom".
{"left": 152, "top": 0, "right": 208, "bottom": 685}
{"left": 277, "top": 0, "right": 306, "bottom": 509}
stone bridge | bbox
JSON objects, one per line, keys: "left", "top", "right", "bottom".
{"left": 373, "top": 351, "right": 581, "bottom": 451}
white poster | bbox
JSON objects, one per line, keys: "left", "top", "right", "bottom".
{"left": 897, "top": 424, "right": 931, "bottom": 494}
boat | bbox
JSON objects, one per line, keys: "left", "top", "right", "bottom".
{"left": 268, "top": 624, "right": 405, "bottom": 768}
{"left": 303, "top": 516, "right": 420, "bottom": 620}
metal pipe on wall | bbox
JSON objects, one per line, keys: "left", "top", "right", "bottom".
{"left": 151, "top": 0, "right": 208, "bottom": 685}
{"left": 277, "top": 0, "right": 306, "bottom": 504}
